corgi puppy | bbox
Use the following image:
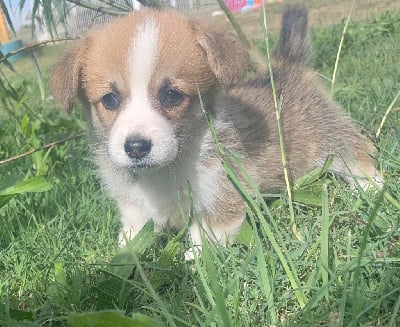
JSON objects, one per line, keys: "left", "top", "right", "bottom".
{"left": 50, "top": 6, "right": 381, "bottom": 256}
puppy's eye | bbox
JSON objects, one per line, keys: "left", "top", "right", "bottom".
{"left": 101, "top": 92, "right": 120, "bottom": 111}
{"left": 159, "top": 88, "right": 184, "bottom": 108}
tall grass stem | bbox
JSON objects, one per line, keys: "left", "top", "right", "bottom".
{"left": 262, "top": 5, "right": 303, "bottom": 242}
{"left": 331, "top": 0, "right": 356, "bottom": 95}
{"left": 376, "top": 88, "right": 400, "bottom": 138}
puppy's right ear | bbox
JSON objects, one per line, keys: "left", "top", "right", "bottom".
{"left": 49, "top": 39, "right": 90, "bottom": 112}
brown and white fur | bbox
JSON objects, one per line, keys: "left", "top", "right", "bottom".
{"left": 50, "top": 7, "right": 381, "bottom": 256}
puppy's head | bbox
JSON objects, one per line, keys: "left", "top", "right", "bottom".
{"left": 50, "top": 9, "right": 248, "bottom": 171}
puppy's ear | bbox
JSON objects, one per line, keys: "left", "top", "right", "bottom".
{"left": 193, "top": 23, "right": 249, "bottom": 87}
{"left": 49, "top": 39, "right": 90, "bottom": 112}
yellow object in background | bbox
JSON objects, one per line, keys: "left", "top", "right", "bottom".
{"left": 0, "top": 8, "right": 10, "bottom": 43}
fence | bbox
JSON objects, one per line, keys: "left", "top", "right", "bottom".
{"left": 38, "top": 0, "right": 280, "bottom": 40}
{"left": 165, "top": 0, "right": 218, "bottom": 11}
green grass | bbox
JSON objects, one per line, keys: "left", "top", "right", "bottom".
{"left": 1, "top": 10, "right": 400, "bottom": 327}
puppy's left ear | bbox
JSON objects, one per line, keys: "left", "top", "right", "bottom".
{"left": 193, "top": 23, "right": 249, "bottom": 87}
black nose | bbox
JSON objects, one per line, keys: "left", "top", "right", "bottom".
{"left": 124, "top": 135, "right": 152, "bottom": 160}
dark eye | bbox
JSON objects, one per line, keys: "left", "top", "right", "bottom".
{"left": 101, "top": 92, "right": 121, "bottom": 111}
{"left": 159, "top": 88, "right": 184, "bottom": 108}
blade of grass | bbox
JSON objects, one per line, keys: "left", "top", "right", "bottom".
{"left": 41, "top": 0, "right": 62, "bottom": 38}
{"left": 363, "top": 174, "right": 400, "bottom": 210}
{"left": 0, "top": 0, "right": 16, "bottom": 35}
{"left": 247, "top": 208, "right": 278, "bottom": 324}
{"left": 319, "top": 183, "right": 330, "bottom": 299}
{"left": 0, "top": 132, "right": 87, "bottom": 165}
{"left": 201, "top": 241, "right": 233, "bottom": 327}
{"left": 150, "top": 223, "right": 187, "bottom": 289}
{"left": 350, "top": 187, "right": 385, "bottom": 325}
{"left": 376, "top": 88, "right": 400, "bottom": 138}
{"left": 261, "top": 6, "right": 303, "bottom": 242}
{"left": 216, "top": 0, "right": 251, "bottom": 49}
{"left": 331, "top": 0, "right": 356, "bottom": 95}
{"left": 324, "top": 229, "right": 353, "bottom": 327}
{"left": 68, "top": 310, "right": 164, "bottom": 327}
{"left": 388, "top": 293, "right": 400, "bottom": 327}
{"left": 0, "top": 49, "right": 16, "bottom": 72}
{"left": 0, "top": 39, "right": 72, "bottom": 65}
{"left": 131, "top": 253, "right": 178, "bottom": 327}
{"left": 110, "top": 220, "right": 156, "bottom": 279}
{"left": 355, "top": 287, "right": 400, "bottom": 323}
{"left": 0, "top": 176, "right": 52, "bottom": 196}
{"left": 225, "top": 245, "right": 243, "bottom": 326}
{"left": 191, "top": 241, "right": 216, "bottom": 310}
{"left": 30, "top": 52, "right": 45, "bottom": 102}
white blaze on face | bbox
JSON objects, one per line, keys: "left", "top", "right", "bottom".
{"left": 108, "top": 20, "right": 178, "bottom": 168}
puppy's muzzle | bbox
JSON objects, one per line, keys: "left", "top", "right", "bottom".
{"left": 124, "top": 135, "right": 152, "bottom": 160}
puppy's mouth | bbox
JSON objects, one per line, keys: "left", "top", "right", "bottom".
{"left": 108, "top": 133, "right": 179, "bottom": 173}
{"left": 127, "top": 160, "right": 157, "bottom": 170}
{"left": 131, "top": 162, "right": 151, "bottom": 169}
{"left": 108, "top": 149, "right": 175, "bottom": 174}
{"left": 124, "top": 159, "right": 170, "bottom": 179}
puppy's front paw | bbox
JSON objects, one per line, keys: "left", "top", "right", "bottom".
{"left": 118, "top": 228, "right": 137, "bottom": 248}
{"left": 352, "top": 171, "right": 384, "bottom": 194}
{"left": 184, "top": 245, "right": 202, "bottom": 261}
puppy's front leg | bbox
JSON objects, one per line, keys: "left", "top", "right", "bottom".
{"left": 185, "top": 216, "right": 245, "bottom": 260}
{"left": 117, "top": 199, "right": 152, "bottom": 246}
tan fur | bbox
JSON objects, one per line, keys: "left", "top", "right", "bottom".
{"left": 50, "top": 7, "right": 381, "bottom": 256}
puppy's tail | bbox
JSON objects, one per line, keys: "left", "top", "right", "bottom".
{"left": 274, "top": 6, "right": 309, "bottom": 64}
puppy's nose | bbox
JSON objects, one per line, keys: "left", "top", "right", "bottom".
{"left": 124, "top": 135, "right": 152, "bottom": 159}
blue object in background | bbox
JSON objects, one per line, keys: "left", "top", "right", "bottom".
{"left": 1, "top": 40, "right": 25, "bottom": 62}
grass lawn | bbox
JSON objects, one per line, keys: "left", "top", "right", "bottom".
{"left": 0, "top": 5, "right": 399, "bottom": 327}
